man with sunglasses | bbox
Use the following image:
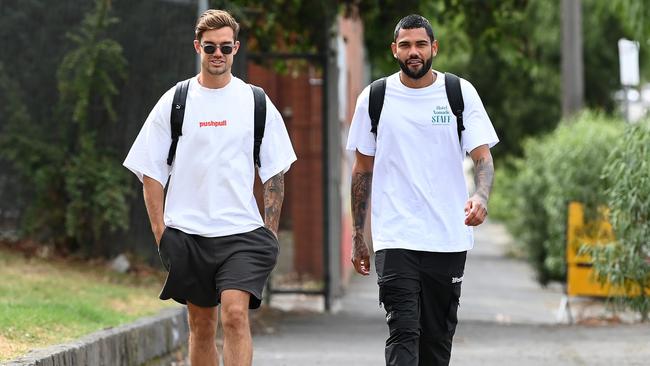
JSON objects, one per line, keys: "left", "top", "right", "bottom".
{"left": 346, "top": 14, "right": 498, "bottom": 366}
{"left": 123, "top": 9, "right": 296, "bottom": 366}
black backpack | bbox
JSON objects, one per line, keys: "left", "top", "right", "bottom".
{"left": 368, "top": 72, "right": 465, "bottom": 145}
{"left": 166, "top": 79, "right": 267, "bottom": 167}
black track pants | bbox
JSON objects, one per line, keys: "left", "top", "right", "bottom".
{"left": 375, "top": 249, "right": 467, "bottom": 366}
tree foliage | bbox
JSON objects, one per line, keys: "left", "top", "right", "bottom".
{"left": 213, "top": 0, "right": 338, "bottom": 54}
{"left": 0, "top": 0, "right": 131, "bottom": 254}
{"left": 353, "top": 0, "right": 644, "bottom": 158}
{"left": 606, "top": 0, "right": 649, "bottom": 46}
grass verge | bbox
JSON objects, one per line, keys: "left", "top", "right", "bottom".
{"left": 0, "top": 247, "right": 175, "bottom": 361}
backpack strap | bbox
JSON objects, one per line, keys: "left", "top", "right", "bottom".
{"left": 368, "top": 77, "right": 387, "bottom": 136}
{"left": 444, "top": 72, "right": 465, "bottom": 147}
{"left": 250, "top": 84, "right": 267, "bottom": 168}
{"left": 167, "top": 79, "right": 190, "bottom": 166}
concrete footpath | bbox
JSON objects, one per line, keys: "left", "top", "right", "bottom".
{"left": 253, "top": 221, "right": 650, "bottom": 366}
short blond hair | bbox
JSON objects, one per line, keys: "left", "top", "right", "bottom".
{"left": 195, "top": 9, "right": 240, "bottom": 42}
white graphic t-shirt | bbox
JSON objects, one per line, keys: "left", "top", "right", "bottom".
{"left": 124, "top": 76, "right": 297, "bottom": 237}
{"left": 346, "top": 71, "right": 499, "bottom": 252}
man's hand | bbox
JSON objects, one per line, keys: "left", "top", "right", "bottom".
{"left": 351, "top": 232, "right": 370, "bottom": 276}
{"left": 464, "top": 196, "right": 488, "bottom": 226}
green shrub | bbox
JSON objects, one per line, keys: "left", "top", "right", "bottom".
{"left": 590, "top": 120, "right": 650, "bottom": 321}
{"left": 488, "top": 158, "right": 518, "bottom": 224}
{"left": 0, "top": 0, "right": 131, "bottom": 254}
{"left": 495, "top": 112, "right": 624, "bottom": 283}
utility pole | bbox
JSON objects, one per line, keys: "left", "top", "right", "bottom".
{"left": 561, "top": 0, "right": 584, "bottom": 119}
{"left": 196, "top": 0, "right": 208, "bottom": 73}
{"left": 322, "top": 9, "right": 342, "bottom": 312}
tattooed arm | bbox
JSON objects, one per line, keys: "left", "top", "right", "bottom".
{"left": 465, "top": 144, "right": 494, "bottom": 226}
{"left": 263, "top": 172, "right": 285, "bottom": 238}
{"left": 351, "top": 150, "right": 374, "bottom": 276}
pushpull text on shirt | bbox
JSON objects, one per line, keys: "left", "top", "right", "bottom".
{"left": 199, "top": 120, "right": 227, "bottom": 127}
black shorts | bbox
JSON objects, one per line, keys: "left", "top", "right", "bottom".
{"left": 157, "top": 226, "right": 279, "bottom": 309}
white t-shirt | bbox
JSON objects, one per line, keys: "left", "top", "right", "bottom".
{"left": 124, "top": 76, "right": 297, "bottom": 237}
{"left": 346, "top": 71, "right": 498, "bottom": 252}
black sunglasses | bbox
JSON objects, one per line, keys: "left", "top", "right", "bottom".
{"left": 201, "top": 43, "right": 234, "bottom": 55}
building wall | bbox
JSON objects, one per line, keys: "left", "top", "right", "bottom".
{"left": 246, "top": 13, "right": 366, "bottom": 286}
{"left": 339, "top": 14, "right": 367, "bottom": 284}
{"left": 248, "top": 63, "right": 324, "bottom": 279}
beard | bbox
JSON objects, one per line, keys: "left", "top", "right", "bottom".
{"left": 398, "top": 56, "right": 433, "bottom": 79}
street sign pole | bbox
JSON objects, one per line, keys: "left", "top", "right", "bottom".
{"left": 618, "top": 38, "right": 640, "bottom": 122}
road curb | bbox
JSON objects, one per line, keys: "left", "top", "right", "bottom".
{"left": 2, "top": 307, "right": 188, "bottom": 366}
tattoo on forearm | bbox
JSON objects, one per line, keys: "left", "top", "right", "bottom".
{"left": 351, "top": 172, "right": 373, "bottom": 232}
{"left": 264, "top": 173, "right": 284, "bottom": 232}
{"left": 474, "top": 156, "right": 494, "bottom": 202}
